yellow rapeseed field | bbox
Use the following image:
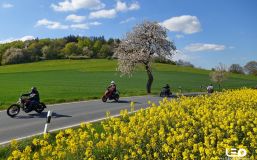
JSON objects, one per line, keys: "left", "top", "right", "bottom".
{"left": 7, "top": 88, "right": 257, "bottom": 160}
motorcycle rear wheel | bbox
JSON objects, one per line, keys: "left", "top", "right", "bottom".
{"left": 114, "top": 95, "right": 119, "bottom": 102}
{"left": 7, "top": 104, "right": 20, "bottom": 117}
{"left": 35, "top": 103, "right": 46, "bottom": 113}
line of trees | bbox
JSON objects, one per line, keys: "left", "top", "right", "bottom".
{"left": 0, "top": 35, "right": 121, "bottom": 65}
{"left": 211, "top": 62, "right": 257, "bottom": 76}
{"left": 228, "top": 61, "right": 257, "bottom": 76}
{"left": 209, "top": 61, "right": 257, "bottom": 90}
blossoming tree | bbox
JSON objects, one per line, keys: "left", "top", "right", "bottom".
{"left": 210, "top": 63, "right": 228, "bottom": 89}
{"left": 115, "top": 21, "right": 176, "bottom": 93}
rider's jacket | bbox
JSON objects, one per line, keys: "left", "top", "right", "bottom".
{"left": 22, "top": 90, "right": 40, "bottom": 102}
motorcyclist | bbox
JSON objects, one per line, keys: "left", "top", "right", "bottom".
{"left": 107, "top": 81, "right": 117, "bottom": 95}
{"left": 207, "top": 84, "right": 214, "bottom": 93}
{"left": 22, "top": 87, "right": 40, "bottom": 110}
{"left": 162, "top": 84, "right": 171, "bottom": 96}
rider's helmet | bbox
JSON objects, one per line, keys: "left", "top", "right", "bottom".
{"left": 111, "top": 81, "right": 115, "bottom": 85}
{"left": 165, "top": 84, "right": 170, "bottom": 88}
{"left": 31, "top": 86, "right": 37, "bottom": 92}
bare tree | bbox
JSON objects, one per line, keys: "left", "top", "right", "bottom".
{"left": 244, "top": 61, "right": 257, "bottom": 76}
{"left": 209, "top": 63, "right": 228, "bottom": 89}
{"left": 229, "top": 64, "right": 244, "bottom": 74}
{"left": 115, "top": 21, "right": 176, "bottom": 93}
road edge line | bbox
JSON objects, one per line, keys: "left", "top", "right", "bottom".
{"left": 0, "top": 109, "right": 140, "bottom": 146}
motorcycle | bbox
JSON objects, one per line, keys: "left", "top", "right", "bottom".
{"left": 207, "top": 85, "right": 214, "bottom": 93}
{"left": 160, "top": 87, "right": 172, "bottom": 97}
{"left": 207, "top": 88, "right": 214, "bottom": 93}
{"left": 102, "top": 89, "right": 120, "bottom": 102}
{"left": 7, "top": 96, "right": 47, "bottom": 117}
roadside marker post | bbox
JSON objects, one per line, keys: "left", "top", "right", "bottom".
{"left": 44, "top": 110, "right": 52, "bottom": 134}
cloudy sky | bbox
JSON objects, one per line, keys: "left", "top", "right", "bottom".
{"left": 0, "top": 0, "right": 257, "bottom": 69}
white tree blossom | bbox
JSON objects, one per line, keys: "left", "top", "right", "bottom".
{"left": 115, "top": 21, "right": 176, "bottom": 93}
{"left": 210, "top": 63, "right": 228, "bottom": 89}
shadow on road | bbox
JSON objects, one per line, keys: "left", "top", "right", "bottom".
{"left": 14, "top": 112, "right": 72, "bottom": 119}
{"left": 107, "top": 100, "right": 141, "bottom": 104}
{"left": 160, "top": 95, "right": 178, "bottom": 98}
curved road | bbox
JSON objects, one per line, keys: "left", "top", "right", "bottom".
{"left": 0, "top": 95, "right": 163, "bottom": 145}
{"left": 0, "top": 93, "right": 204, "bottom": 145}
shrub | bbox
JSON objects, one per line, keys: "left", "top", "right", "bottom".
{"left": 153, "top": 57, "right": 176, "bottom": 65}
{"left": 1, "top": 48, "right": 31, "bottom": 65}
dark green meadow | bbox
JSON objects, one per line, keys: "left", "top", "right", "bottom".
{"left": 0, "top": 59, "right": 256, "bottom": 110}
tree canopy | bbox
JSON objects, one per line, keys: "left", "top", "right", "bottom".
{"left": 0, "top": 36, "right": 120, "bottom": 65}
{"left": 115, "top": 21, "right": 176, "bottom": 93}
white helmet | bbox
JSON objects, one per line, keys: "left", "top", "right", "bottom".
{"left": 111, "top": 81, "right": 115, "bottom": 84}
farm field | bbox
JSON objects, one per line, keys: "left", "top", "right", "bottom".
{"left": 0, "top": 59, "right": 256, "bottom": 110}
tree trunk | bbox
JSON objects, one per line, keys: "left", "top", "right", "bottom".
{"left": 146, "top": 64, "right": 153, "bottom": 94}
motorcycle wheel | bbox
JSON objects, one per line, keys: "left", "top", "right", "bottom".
{"left": 7, "top": 104, "right": 20, "bottom": 117}
{"left": 102, "top": 96, "right": 107, "bottom": 102}
{"left": 114, "top": 94, "right": 119, "bottom": 102}
{"left": 35, "top": 103, "right": 46, "bottom": 113}
{"left": 160, "top": 92, "right": 164, "bottom": 97}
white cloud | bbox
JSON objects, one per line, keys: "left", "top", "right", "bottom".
{"left": 115, "top": 1, "right": 127, "bottom": 12}
{"left": 89, "top": 9, "right": 116, "bottom": 19}
{"left": 120, "top": 17, "right": 135, "bottom": 24}
{"left": 35, "top": 19, "right": 69, "bottom": 29}
{"left": 160, "top": 15, "right": 201, "bottom": 34}
{"left": 0, "top": 38, "right": 13, "bottom": 44}
{"left": 66, "top": 14, "right": 86, "bottom": 23}
{"left": 2, "top": 3, "right": 14, "bottom": 8}
{"left": 115, "top": 1, "right": 140, "bottom": 12}
{"left": 175, "top": 34, "right": 184, "bottom": 39}
{"left": 184, "top": 43, "right": 226, "bottom": 52}
{"left": 0, "top": 36, "right": 35, "bottom": 44}
{"left": 89, "top": 21, "right": 101, "bottom": 26}
{"left": 172, "top": 50, "right": 190, "bottom": 61}
{"left": 70, "top": 22, "right": 101, "bottom": 29}
{"left": 51, "top": 0, "right": 105, "bottom": 12}
{"left": 89, "top": 1, "right": 139, "bottom": 19}
{"left": 20, "top": 36, "right": 35, "bottom": 41}
{"left": 35, "top": 18, "right": 101, "bottom": 30}
{"left": 70, "top": 23, "right": 89, "bottom": 29}
{"left": 128, "top": 1, "right": 140, "bottom": 10}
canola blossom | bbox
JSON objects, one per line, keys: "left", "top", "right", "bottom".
{"left": 7, "top": 88, "right": 257, "bottom": 159}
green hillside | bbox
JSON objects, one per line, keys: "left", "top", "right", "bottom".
{"left": 0, "top": 59, "right": 256, "bottom": 110}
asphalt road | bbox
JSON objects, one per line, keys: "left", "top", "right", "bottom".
{"left": 0, "top": 95, "right": 164, "bottom": 145}
{"left": 0, "top": 92, "right": 205, "bottom": 146}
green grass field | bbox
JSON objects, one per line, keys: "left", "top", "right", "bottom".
{"left": 0, "top": 59, "right": 256, "bottom": 110}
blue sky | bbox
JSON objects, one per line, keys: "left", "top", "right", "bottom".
{"left": 0, "top": 0, "right": 257, "bottom": 69}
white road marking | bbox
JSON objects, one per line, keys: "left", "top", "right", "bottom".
{"left": 0, "top": 109, "right": 140, "bottom": 146}
{"left": 0, "top": 93, "right": 203, "bottom": 145}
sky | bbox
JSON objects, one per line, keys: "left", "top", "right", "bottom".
{"left": 0, "top": 0, "right": 257, "bottom": 69}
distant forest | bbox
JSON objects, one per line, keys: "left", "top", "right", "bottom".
{"left": 0, "top": 35, "right": 191, "bottom": 66}
{"left": 0, "top": 35, "right": 121, "bottom": 65}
